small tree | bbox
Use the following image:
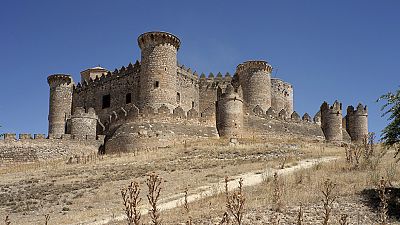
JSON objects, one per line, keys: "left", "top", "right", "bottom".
{"left": 378, "top": 88, "right": 400, "bottom": 158}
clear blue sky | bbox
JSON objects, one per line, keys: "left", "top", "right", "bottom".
{"left": 0, "top": 0, "right": 399, "bottom": 138}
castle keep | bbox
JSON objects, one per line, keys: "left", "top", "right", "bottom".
{"left": 0, "top": 31, "right": 369, "bottom": 162}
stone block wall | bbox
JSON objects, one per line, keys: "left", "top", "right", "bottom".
{"left": 176, "top": 66, "right": 200, "bottom": 112}
{"left": 0, "top": 135, "right": 104, "bottom": 164}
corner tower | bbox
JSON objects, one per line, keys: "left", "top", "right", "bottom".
{"left": 138, "top": 31, "right": 180, "bottom": 110}
{"left": 346, "top": 103, "right": 368, "bottom": 143}
{"left": 216, "top": 84, "right": 244, "bottom": 138}
{"left": 236, "top": 60, "right": 272, "bottom": 112}
{"left": 47, "top": 74, "right": 74, "bottom": 138}
{"left": 320, "top": 101, "right": 343, "bottom": 142}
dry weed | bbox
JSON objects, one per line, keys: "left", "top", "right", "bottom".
{"left": 147, "top": 173, "right": 162, "bottom": 225}
{"left": 121, "top": 181, "right": 141, "bottom": 225}
{"left": 296, "top": 203, "right": 303, "bottom": 225}
{"left": 5, "top": 215, "right": 11, "bottom": 225}
{"left": 272, "top": 172, "right": 283, "bottom": 212}
{"left": 226, "top": 178, "right": 245, "bottom": 225}
{"left": 321, "top": 179, "right": 337, "bottom": 225}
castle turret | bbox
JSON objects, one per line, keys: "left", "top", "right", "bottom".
{"left": 70, "top": 107, "right": 98, "bottom": 139}
{"left": 320, "top": 101, "right": 343, "bottom": 142}
{"left": 47, "top": 74, "right": 74, "bottom": 138}
{"left": 346, "top": 103, "right": 368, "bottom": 143}
{"left": 236, "top": 60, "right": 272, "bottom": 112}
{"left": 138, "top": 31, "right": 180, "bottom": 111}
{"left": 216, "top": 84, "right": 244, "bottom": 138}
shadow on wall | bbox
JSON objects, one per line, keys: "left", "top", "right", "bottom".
{"left": 361, "top": 187, "right": 400, "bottom": 220}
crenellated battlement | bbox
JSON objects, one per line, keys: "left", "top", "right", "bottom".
{"left": 321, "top": 100, "right": 342, "bottom": 114}
{"left": 217, "top": 84, "right": 243, "bottom": 101}
{"left": 47, "top": 74, "right": 74, "bottom": 87}
{"left": 347, "top": 103, "right": 368, "bottom": 116}
{"left": 75, "top": 61, "right": 140, "bottom": 93}
{"left": 236, "top": 60, "right": 273, "bottom": 73}
{"left": 102, "top": 102, "right": 203, "bottom": 132}
{"left": 177, "top": 64, "right": 199, "bottom": 81}
{"left": 138, "top": 31, "right": 181, "bottom": 50}
{"left": 199, "top": 72, "right": 233, "bottom": 88}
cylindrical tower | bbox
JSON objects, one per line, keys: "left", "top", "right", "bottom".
{"left": 47, "top": 74, "right": 74, "bottom": 138}
{"left": 70, "top": 107, "right": 98, "bottom": 139}
{"left": 320, "top": 101, "right": 343, "bottom": 142}
{"left": 236, "top": 60, "right": 272, "bottom": 112}
{"left": 271, "top": 78, "right": 285, "bottom": 112}
{"left": 283, "top": 81, "right": 294, "bottom": 115}
{"left": 138, "top": 31, "right": 180, "bottom": 110}
{"left": 346, "top": 103, "right": 368, "bottom": 143}
{"left": 216, "top": 84, "right": 244, "bottom": 138}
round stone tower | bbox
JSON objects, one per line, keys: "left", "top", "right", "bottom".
{"left": 346, "top": 103, "right": 368, "bottom": 143}
{"left": 236, "top": 60, "right": 272, "bottom": 112}
{"left": 271, "top": 78, "right": 285, "bottom": 112}
{"left": 138, "top": 31, "right": 180, "bottom": 111}
{"left": 70, "top": 107, "right": 98, "bottom": 139}
{"left": 216, "top": 84, "right": 244, "bottom": 138}
{"left": 320, "top": 101, "right": 343, "bottom": 142}
{"left": 47, "top": 74, "right": 74, "bottom": 138}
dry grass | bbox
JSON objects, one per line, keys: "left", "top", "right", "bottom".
{"left": 1, "top": 138, "right": 397, "bottom": 224}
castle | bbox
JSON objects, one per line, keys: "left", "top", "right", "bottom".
{"left": 0, "top": 31, "right": 369, "bottom": 162}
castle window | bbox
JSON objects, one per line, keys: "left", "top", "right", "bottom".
{"left": 154, "top": 81, "right": 159, "bottom": 88}
{"left": 126, "top": 93, "right": 132, "bottom": 104}
{"left": 192, "top": 101, "right": 195, "bottom": 108}
{"left": 102, "top": 94, "right": 111, "bottom": 109}
{"left": 176, "top": 92, "right": 181, "bottom": 104}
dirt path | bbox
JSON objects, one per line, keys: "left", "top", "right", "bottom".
{"left": 80, "top": 156, "right": 338, "bottom": 225}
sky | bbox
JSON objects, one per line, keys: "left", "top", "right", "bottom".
{"left": 0, "top": 0, "right": 399, "bottom": 138}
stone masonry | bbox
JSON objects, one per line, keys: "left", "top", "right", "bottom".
{"left": 0, "top": 31, "right": 369, "bottom": 162}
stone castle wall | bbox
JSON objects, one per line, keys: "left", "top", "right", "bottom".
{"left": 72, "top": 62, "right": 140, "bottom": 127}
{"left": 176, "top": 66, "right": 200, "bottom": 113}
{"left": 0, "top": 134, "right": 104, "bottom": 164}
{"left": 198, "top": 74, "right": 232, "bottom": 125}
